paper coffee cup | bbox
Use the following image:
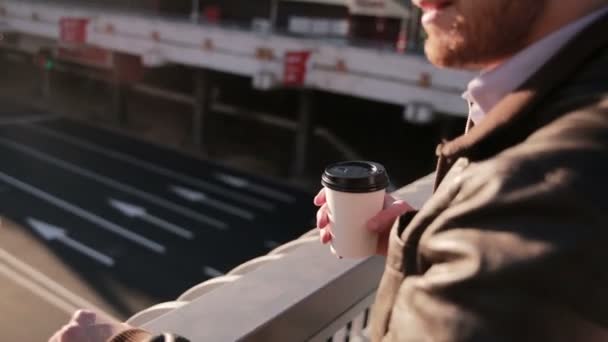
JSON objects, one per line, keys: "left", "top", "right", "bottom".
{"left": 322, "top": 161, "right": 389, "bottom": 258}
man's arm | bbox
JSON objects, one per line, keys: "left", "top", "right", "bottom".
{"left": 48, "top": 310, "right": 190, "bottom": 342}
{"left": 386, "top": 107, "right": 608, "bottom": 341}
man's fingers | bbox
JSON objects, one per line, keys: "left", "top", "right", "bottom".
{"left": 383, "top": 194, "right": 413, "bottom": 210}
{"left": 319, "top": 227, "right": 332, "bottom": 244}
{"left": 57, "top": 323, "right": 84, "bottom": 342}
{"left": 313, "top": 188, "right": 326, "bottom": 206}
{"left": 316, "top": 203, "right": 329, "bottom": 228}
{"left": 315, "top": 190, "right": 332, "bottom": 244}
{"left": 71, "top": 309, "right": 96, "bottom": 326}
{"left": 49, "top": 329, "right": 62, "bottom": 342}
{"left": 367, "top": 200, "right": 412, "bottom": 232}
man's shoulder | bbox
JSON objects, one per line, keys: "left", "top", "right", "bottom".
{"left": 442, "top": 96, "right": 608, "bottom": 207}
{"left": 531, "top": 94, "right": 608, "bottom": 145}
{"left": 539, "top": 44, "right": 608, "bottom": 118}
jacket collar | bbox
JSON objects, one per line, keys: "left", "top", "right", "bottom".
{"left": 438, "top": 10, "right": 608, "bottom": 161}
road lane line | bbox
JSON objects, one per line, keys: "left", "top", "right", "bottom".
{"left": 0, "top": 248, "right": 108, "bottom": 314}
{"left": 215, "top": 173, "right": 296, "bottom": 203}
{"left": 0, "top": 137, "right": 227, "bottom": 230}
{"left": 169, "top": 185, "right": 255, "bottom": 220}
{"left": 26, "top": 125, "right": 276, "bottom": 211}
{"left": 202, "top": 266, "right": 224, "bottom": 278}
{"left": 142, "top": 215, "right": 194, "bottom": 240}
{"left": 61, "top": 237, "right": 115, "bottom": 267}
{"left": 202, "top": 197, "right": 254, "bottom": 220}
{"left": 0, "top": 114, "right": 60, "bottom": 126}
{"left": 0, "top": 262, "right": 77, "bottom": 314}
{"left": 28, "top": 218, "right": 116, "bottom": 267}
{"left": 109, "top": 198, "right": 196, "bottom": 239}
{"left": 264, "top": 240, "right": 280, "bottom": 249}
{"left": 0, "top": 171, "right": 165, "bottom": 254}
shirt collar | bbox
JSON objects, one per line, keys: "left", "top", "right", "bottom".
{"left": 463, "top": 6, "right": 608, "bottom": 124}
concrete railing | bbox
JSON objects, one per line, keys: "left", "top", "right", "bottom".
{"left": 133, "top": 173, "right": 435, "bottom": 341}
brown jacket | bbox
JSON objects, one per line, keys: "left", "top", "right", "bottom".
{"left": 371, "top": 11, "right": 608, "bottom": 342}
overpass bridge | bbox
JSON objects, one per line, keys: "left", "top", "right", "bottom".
{"left": 0, "top": 0, "right": 473, "bottom": 119}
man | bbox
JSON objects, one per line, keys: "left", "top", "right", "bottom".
{"left": 52, "top": 0, "right": 608, "bottom": 340}
{"left": 316, "top": 0, "right": 608, "bottom": 340}
{"left": 49, "top": 310, "right": 184, "bottom": 341}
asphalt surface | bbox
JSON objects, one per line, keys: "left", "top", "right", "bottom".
{"left": 0, "top": 103, "right": 317, "bottom": 340}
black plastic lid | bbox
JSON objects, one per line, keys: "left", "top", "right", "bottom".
{"left": 322, "top": 161, "right": 389, "bottom": 193}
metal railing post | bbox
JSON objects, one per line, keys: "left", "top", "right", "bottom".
{"left": 270, "top": 0, "right": 278, "bottom": 32}
{"left": 41, "top": 66, "right": 51, "bottom": 98}
{"left": 111, "top": 82, "right": 128, "bottom": 125}
{"left": 190, "top": 0, "right": 199, "bottom": 22}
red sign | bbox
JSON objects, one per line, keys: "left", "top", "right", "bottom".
{"left": 283, "top": 51, "right": 311, "bottom": 86}
{"left": 59, "top": 18, "right": 89, "bottom": 45}
{"left": 203, "top": 5, "right": 221, "bottom": 23}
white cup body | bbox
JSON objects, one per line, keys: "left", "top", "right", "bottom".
{"left": 325, "top": 187, "right": 385, "bottom": 258}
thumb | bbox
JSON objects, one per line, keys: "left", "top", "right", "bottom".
{"left": 367, "top": 200, "right": 412, "bottom": 232}
{"left": 313, "top": 188, "right": 326, "bottom": 206}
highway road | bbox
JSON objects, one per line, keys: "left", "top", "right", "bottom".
{"left": 0, "top": 103, "right": 317, "bottom": 341}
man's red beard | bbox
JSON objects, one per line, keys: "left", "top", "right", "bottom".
{"left": 423, "top": 1, "right": 547, "bottom": 69}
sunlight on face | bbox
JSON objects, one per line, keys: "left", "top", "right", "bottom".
{"left": 422, "top": 0, "right": 547, "bottom": 69}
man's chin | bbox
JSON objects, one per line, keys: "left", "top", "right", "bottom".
{"left": 424, "top": 42, "right": 461, "bottom": 69}
{"left": 424, "top": 41, "right": 488, "bottom": 70}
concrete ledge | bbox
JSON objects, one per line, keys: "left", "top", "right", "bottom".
{"left": 142, "top": 173, "right": 435, "bottom": 341}
{"left": 143, "top": 243, "right": 383, "bottom": 341}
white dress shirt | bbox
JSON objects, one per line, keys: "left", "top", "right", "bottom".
{"left": 463, "top": 6, "right": 608, "bottom": 124}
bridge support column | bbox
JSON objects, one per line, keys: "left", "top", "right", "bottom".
{"left": 111, "top": 82, "right": 128, "bottom": 125}
{"left": 193, "top": 69, "right": 211, "bottom": 155}
{"left": 291, "top": 89, "right": 315, "bottom": 179}
{"left": 41, "top": 67, "right": 51, "bottom": 99}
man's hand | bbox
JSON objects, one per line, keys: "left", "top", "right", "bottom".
{"left": 49, "top": 310, "right": 131, "bottom": 342}
{"left": 314, "top": 188, "right": 413, "bottom": 256}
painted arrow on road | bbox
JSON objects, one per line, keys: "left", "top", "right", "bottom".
{"left": 170, "top": 185, "right": 255, "bottom": 220}
{"left": 0, "top": 137, "right": 225, "bottom": 230}
{"left": 28, "top": 218, "right": 115, "bottom": 267}
{"left": 0, "top": 171, "right": 164, "bottom": 254}
{"left": 109, "top": 199, "right": 196, "bottom": 239}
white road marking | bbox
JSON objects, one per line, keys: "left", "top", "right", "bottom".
{"left": 169, "top": 185, "right": 255, "bottom": 220}
{"left": 202, "top": 266, "right": 224, "bottom": 278}
{"left": 0, "top": 171, "right": 165, "bottom": 254}
{"left": 109, "top": 198, "right": 197, "bottom": 238}
{"left": 264, "top": 240, "right": 280, "bottom": 249}
{"left": 28, "top": 218, "right": 115, "bottom": 267}
{"left": 144, "top": 215, "right": 197, "bottom": 238}
{"left": 215, "top": 173, "right": 296, "bottom": 203}
{"left": 0, "top": 114, "right": 60, "bottom": 126}
{"left": 0, "top": 137, "right": 227, "bottom": 229}
{"left": 0, "top": 262, "right": 77, "bottom": 314}
{"left": 26, "top": 125, "right": 276, "bottom": 211}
